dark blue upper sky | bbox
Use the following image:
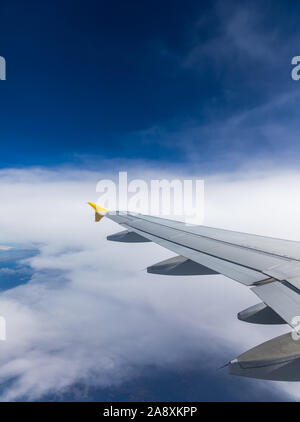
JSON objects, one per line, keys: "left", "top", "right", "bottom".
{"left": 0, "top": 0, "right": 299, "bottom": 169}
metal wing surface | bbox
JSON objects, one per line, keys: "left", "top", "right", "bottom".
{"left": 89, "top": 204, "right": 300, "bottom": 381}
{"left": 106, "top": 210, "right": 300, "bottom": 330}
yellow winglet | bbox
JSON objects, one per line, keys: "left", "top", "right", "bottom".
{"left": 88, "top": 202, "right": 108, "bottom": 222}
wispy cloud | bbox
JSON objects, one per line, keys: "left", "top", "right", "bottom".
{"left": 125, "top": 2, "right": 300, "bottom": 172}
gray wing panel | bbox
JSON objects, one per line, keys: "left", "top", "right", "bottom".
{"left": 107, "top": 212, "right": 300, "bottom": 286}
{"left": 121, "top": 217, "right": 289, "bottom": 272}
{"left": 107, "top": 213, "right": 268, "bottom": 285}
{"left": 108, "top": 212, "right": 294, "bottom": 280}
{"left": 252, "top": 282, "right": 300, "bottom": 328}
{"left": 134, "top": 214, "right": 300, "bottom": 260}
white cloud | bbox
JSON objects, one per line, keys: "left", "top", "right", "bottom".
{"left": 0, "top": 165, "right": 298, "bottom": 400}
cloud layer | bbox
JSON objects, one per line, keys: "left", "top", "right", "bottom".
{"left": 0, "top": 165, "right": 299, "bottom": 400}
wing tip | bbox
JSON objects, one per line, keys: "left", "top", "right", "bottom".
{"left": 88, "top": 202, "right": 108, "bottom": 222}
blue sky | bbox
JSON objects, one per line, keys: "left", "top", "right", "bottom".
{"left": 0, "top": 0, "right": 299, "bottom": 169}
{"left": 0, "top": 0, "right": 300, "bottom": 402}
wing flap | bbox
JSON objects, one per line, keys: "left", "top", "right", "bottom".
{"left": 252, "top": 281, "right": 300, "bottom": 328}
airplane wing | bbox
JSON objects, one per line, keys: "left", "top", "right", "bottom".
{"left": 88, "top": 203, "right": 300, "bottom": 381}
